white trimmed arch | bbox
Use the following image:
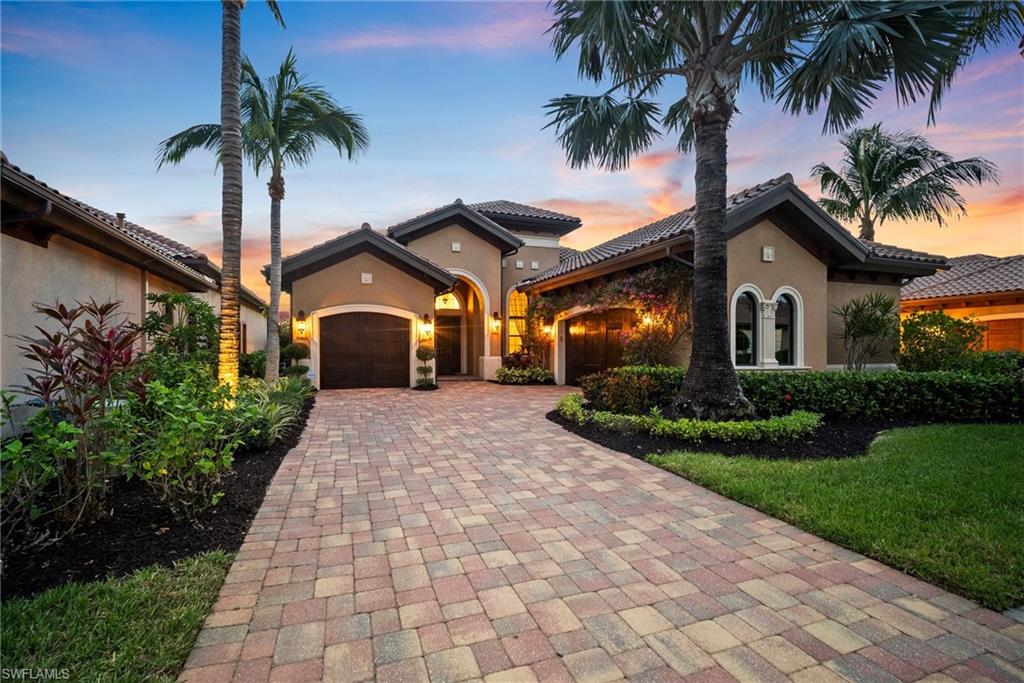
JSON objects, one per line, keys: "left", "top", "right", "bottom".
{"left": 447, "top": 268, "right": 490, "bottom": 317}
{"left": 770, "top": 286, "right": 805, "bottom": 367}
{"left": 729, "top": 284, "right": 765, "bottom": 367}
{"left": 308, "top": 304, "right": 423, "bottom": 389}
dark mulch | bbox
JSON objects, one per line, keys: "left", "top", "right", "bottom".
{"left": 547, "top": 410, "right": 917, "bottom": 460}
{"left": 1, "top": 397, "right": 315, "bottom": 601}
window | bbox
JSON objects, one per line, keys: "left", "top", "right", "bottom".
{"left": 775, "top": 294, "right": 794, "bottom": 365}
{"left": 515, "top": 259, "right": 524, "bottom": 269}
{"left": 507, "top": 290, "right": 528, "bottom": 353}
{"left": 734, "top": 292, "right": 757, "bottom": 366}
{"left": 530, "top": 260, "right": 539, "bottom": 270}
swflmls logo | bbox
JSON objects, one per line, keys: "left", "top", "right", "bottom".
{"left": 0, "top": 670, "right": 70, "bottom": 680}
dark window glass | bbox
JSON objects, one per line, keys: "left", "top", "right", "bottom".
{"left": 775, "top": 294, "right": 794, "bottom": 365}
{"left": 735, "top": 292, "right": 757, "bottom": 366}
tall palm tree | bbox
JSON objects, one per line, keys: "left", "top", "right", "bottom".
{"left": 215, "top": 0, "right": 284, "bottom": 392}
{"left": 158, "top": 50, "right": 369, "bottom": 383}
{"left": 545, "top": 2, "right": 1021, "bottom": 419}
{"left": 812, "top": 124, "right": 998, "bottom": 241}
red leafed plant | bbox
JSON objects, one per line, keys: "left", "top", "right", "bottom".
{"left": 13, "top": 299, "right": 140, "bottom": 528}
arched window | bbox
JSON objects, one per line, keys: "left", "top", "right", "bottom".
{"left": 775, "top": 294, "right": 795, "bottom": 365}
{"left": 435, "top": 292, "right": 461, "bottom": 311}
{"left": 734, "top": 292, "right": 758, "bottom": 366}
{"left": 507, "top": 290, "right": 528, "bottom": 353}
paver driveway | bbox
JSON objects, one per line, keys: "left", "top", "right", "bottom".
{"left": 181, "top": 383, "right": 1024, "bottom": 683}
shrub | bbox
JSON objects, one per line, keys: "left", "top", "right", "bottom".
{"left": 12, "top": 300, "right": 140, "bottom": 529}
{"left": 415, "top": 344, "right": 436, "bottom": 389}
{"left": 556, "top": 394, "right": 821, "bottom": 443}
{"left": 282, "top": 365, "right": 310, "bottom": 378}
{"left": 282, "top": 342, "right": 310, "bottom": 363}
{"left": 582, "top": 365, "right": 1023, "bottom": 423}
{"left": 833, "top": 293, "right": 899, "bottom": 370}
{"left": 139, "top": 292, "right": 218, "bottom": 363}
{"left": 958, "top": 350, "right": 1024, "bottom": 375}
{"left": 495, "top": 366, "right": 554, "bottom": 385}
{"left": 123, "top": 377, "right": 240, "bottom": 520}
{"left": 899, "top": 312, "right": 985, "bottom": 371}
{"left": 240, "top": 351, "right": 267, "bottom": 379}
{"left": 621, "top": 323, "right": 676, "bottom": 366}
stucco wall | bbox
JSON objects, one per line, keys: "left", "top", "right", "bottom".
{"left": 1, "top": 234, "right": 192, "bottom": 390}
{"left": 197, "top": 289, "right": 268, "bottom": 354}
{"left": 827, "top": 280, "right": 903, "bottom": 366}
{"left": 405, "top": 223, "right": 503, "bottom": 357}
{"left": 726, "top": 219, "right": 828, "bottom": 369}
{"left": 290, "top": 251, "right": 435, "bottom": 320}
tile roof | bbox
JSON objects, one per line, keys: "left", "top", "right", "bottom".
{"left": 386, "top": 198, "right": 523, "bottom": 251}
{"left": 558, "top": 246, "right": 579, "bottom": 262}
{"left": 468, "top": 200, "right": 581, "bottom": 226}
{"left": 525, "top": 174, "right": 794, "bottom": 285}
{"left": 902, "top": 253, "right": 1024, "bottom": 300}
{"left": 1, "top": 154, "right": 266, "bottom": 306}
{"left": 860, "top": 240, "right": 947, "bottom": 266}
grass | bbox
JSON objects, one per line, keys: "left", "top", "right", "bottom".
{"left": 1, "top": 551, "right": 232, "bottom": 682}
{"left": 647, "top": 424, "right": 1024, "bottom": 611}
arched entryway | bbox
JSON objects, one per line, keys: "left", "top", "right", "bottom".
{"left": 434, "top": 275, "right": 488, "bottom": 377}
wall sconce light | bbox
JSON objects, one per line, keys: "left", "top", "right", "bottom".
{"left": 542, "top": 324, "right": 553, "bottom": 338}
{"left": 641, "top": 314, "right": 654, "bottom": 327}
{"left": 420, "top": 313, "right": 433, "bottom": 339}
{"left": 490, "top": 312, "right": 501, "bottom": 333}
{"left": 295, "top": 310, "right": 308, "bottom": 338}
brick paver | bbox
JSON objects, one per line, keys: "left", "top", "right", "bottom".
{"left": 181, "top": 383, "right": 1024, "bottom": 682}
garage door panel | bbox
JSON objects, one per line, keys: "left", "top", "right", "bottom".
{"left": 320, "top": 312, "right": 410, "bottom": 389}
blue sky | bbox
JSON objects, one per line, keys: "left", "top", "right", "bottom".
{"left": 3, "top": 1, "right": 1022, "bottom": 299}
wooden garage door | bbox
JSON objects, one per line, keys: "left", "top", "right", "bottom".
{"left": 565, "top": 308, "right": 634, "bottom": 385}
{"left": 983, "top": 318, "right": 1024, "bottom": 351}
{"left": 320, "top": 312, "right": 409, "bottom": 389}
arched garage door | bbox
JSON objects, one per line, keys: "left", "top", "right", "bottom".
{"left": 320, "top": 312, "right": 410, "bottom": 389}
{"left": 565, "top": 308, "right": 635, "bottom": 385}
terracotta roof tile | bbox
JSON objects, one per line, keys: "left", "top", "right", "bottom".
{"left": 469, "top": 200, "right": 581, "bottom": 225}
{"left": 902, "top": 253, "right": 1024, "bottom": 300}
{"left": 860, "top": 240, "right": 946, "bottom": 266}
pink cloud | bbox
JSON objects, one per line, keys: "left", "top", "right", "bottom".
{"left": 317, "top": 6, "right": 550, "bottom": 53}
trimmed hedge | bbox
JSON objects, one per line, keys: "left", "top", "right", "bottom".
{"left": 496, "top": 366, "right": 555, "bottom": 385}
{"left": 581, "top": 366, "right": 1023, "bottom": 422}
{"left": 556, "top": 394, "right": 822, "bottom": 443}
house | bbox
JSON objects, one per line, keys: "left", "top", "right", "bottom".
{"left": 1, "top": 155, "right": 268, "bottom": 395}
{"left": 278, "top": 173, "right": 947, "bottom": 388}
{"left": 901, "top": 254, "right": 1024, "bottom": 351}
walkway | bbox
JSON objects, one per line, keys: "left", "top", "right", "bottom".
{"left": 181, "top": 383, "right": 1024, "bottom": 682}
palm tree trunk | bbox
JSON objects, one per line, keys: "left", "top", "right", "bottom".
{"left": 677, "top": 114, "right": 754, "bottom": 419}
{"left": 264, "top": 174, "right": 283, "bottom": 384}
{"left": 858, "top": 215, "right": 875, "bottom": 241}
{"left": 217, "top": 0, "right": 243, "bottom": 392}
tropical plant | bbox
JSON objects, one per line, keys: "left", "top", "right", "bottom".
{"left": 812, "top": 125, "right": 998, "bottom": 241}
{"left": 157, "top": 50, "right": 368, "bottom": 386}
{"left": 832, "top": 293, "right": 900, "bottom": 371}
{"left": 544, "top": 1, "right": 1021, "bottom": 418}
{"left": 899, "top": 311, "right": 985, "bottom": 371}
{"left": 12, "top": 300, "right": 140, "bottom": 528}
{"left": 140, "top": 292, "right": 219, "bottom": 361}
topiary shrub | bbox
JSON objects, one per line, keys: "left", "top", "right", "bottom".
{"left": 415, "top": 344, "right": 437, "bottom": 390}
{"left": 282, "top": 342, "right": 310, "bottom": 363}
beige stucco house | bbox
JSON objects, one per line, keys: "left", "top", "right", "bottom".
{"left": 1, "top": 155, "right": 268, "bottom": 396}
{"left": 278, "top": 173, "right": 946, "bottom": 389}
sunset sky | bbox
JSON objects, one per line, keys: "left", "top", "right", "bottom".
{"left": 3, "top": 1, "right": 1022, "bottom": 302}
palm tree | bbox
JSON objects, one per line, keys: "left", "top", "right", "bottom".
{"left": 545, "top": 2, "right": 1021, "bottom": 419}
{"left": 215, "top": 0, "right": 284, "bottom": 392}
{"left": 158, "top": 50, "right": 369, "bottom": 384}
{"left": 812, "top": 124, "right": 998, "bottom": 241}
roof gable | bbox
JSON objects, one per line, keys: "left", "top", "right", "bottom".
{"left": 386, "top": 200, "right": 523, "bottom": 254}
{"left": 522, "top": 174, "right": 946, "bottom": 289}
{"left": 468, "top": 200, "right": 581, "bottom": 235}
{"left": 277, "top": 223, "right": 456, "bottom": 293}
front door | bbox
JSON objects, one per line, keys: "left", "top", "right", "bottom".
{"left": 435, "top": 315, "right": 461, "bottom": 375}
{"left": 565, "top": 308, "right": 635, "bottom": 385}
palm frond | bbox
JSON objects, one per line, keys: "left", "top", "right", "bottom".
{"left": 544, "top": 93, "right": 661, "bottom": 171}
{"left": 155, "top": 124, "right": 222, "bottom": 169}
{"left": 265, "top": 0, "right": 286, "bottom": 29}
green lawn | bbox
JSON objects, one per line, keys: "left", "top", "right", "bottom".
{"left": 648, "top": 424, "right": 1024, "bottom": 611}
{"left": 1, "top": 552, "right": 232, "bottom": 682}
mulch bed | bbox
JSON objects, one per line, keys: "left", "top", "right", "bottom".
{"left": 547, "top": 409, "right": 916, "bottom": 460}
{"left": 1, "top": 397, "right": 315, "bottom": 601}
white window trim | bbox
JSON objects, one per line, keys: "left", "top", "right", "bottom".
{"left": 729, "top": 284, "right": 764, "bottom": 368}
{"left": 729, "top": 283, "right": 805, "bottom": 370}
{"left": 505, "top": 284, "right": 528, "bottom": 355}
{"left": 770, "top": 285, "right": 805, "bottom": 368}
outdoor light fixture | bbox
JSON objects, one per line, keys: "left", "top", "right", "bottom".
{"left": 542, "top": 324, "right": 553, "bottom": 338}
{"left": 491, "top": 312, "right": 501, "bottom": 333}
{"left": 641, "top": 314, "right": 654, "bottom": 327}
{"left": 295, "top": 310, "right": 308, "bottom": 338}
{"left": 420, "top": 313, "right": 433, "bottom": 338}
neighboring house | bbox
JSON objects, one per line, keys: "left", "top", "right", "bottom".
{"left": 1, "top": 155, "right": 268, "bottom": 395}
{"left": 901, "top": 254, "right": 1024, "bottom": 351}
{"left": 278, "top": 174, "right": 947, "bottom": 388}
